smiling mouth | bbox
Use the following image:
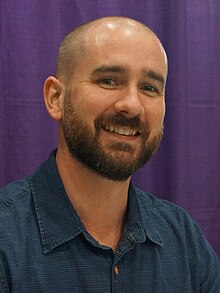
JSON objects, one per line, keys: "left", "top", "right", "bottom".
{"left": 102, "top": 125, "right": 140, "bottom": 136}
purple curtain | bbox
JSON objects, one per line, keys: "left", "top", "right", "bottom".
{"left": 1, "top": 1, "right": 220, "bottom": 258}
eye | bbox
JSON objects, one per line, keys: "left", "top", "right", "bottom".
{"left": 140, "top": 84, "right": 159, "bottom": 96}
{"left": 98, "top": 78, "right": 118, "bottom": 88}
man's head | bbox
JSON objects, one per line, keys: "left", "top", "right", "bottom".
{"left": 44, "top": 16, "right": 168, "bottom": 181}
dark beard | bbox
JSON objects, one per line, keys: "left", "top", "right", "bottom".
{"left": 61, "top": 95, "right": 163, "bottom": 181}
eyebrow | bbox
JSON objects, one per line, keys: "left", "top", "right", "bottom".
{"left": 143, "top": 69, "right": 165, "bottom": 85}
{"left": 91, "top": 65, "right": 125, "bottom": 75}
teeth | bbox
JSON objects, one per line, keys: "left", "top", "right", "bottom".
{"left": 131, "top": 130, "right": 137, "bottom": 136}
{"left": 104, "top": 125, "right": 138, "bottom": 136}
{"left": 109, "top": 125, "right": 114, "bottom": 132}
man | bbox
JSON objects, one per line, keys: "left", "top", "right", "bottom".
{"left": 0, "top": 16, "right": 219, "bottom": 292}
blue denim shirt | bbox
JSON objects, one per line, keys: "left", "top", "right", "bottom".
{"left": 0, "top": 150, "right": 219, "bottom": 292}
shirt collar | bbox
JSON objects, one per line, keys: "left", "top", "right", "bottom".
{"left": 127, "top": 184, "right": 164, "bottom": 247}
{"left": 31, "top": 150, "right": 163, "bottom": 254}
{"left": 31, "top": 150, "right": 85, "bottom": 254}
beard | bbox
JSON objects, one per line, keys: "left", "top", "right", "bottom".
{"left": 61, "top": 94, "right": 163, "bottom": 181}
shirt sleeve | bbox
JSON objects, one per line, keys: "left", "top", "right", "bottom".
{"left": 0, "top": 284, "right": 6, "bottom": 293}
{"left": 193, "top": 222, "right": 220, "bottom": 292}
{"left": 0, "top": 261, "right": 10, "bottom": 293}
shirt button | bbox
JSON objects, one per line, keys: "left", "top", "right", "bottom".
{"left": 114, "top": 265, "right": 120, "bottom": 275}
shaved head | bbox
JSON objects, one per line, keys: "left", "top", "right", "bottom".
{"left": 55, "top": 16, "right": 167, "bottom": 83}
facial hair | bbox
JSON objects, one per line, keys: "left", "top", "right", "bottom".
{"left": 61, "top": 94, "right": 163, "bottom": 181}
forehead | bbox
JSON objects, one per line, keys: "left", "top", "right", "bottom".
{"left": 78, "top": 23, "right": 167, "bottom": 78}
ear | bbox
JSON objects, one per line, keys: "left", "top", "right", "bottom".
{"left": 43, "top": 76, "right": 64, "bottom": 121}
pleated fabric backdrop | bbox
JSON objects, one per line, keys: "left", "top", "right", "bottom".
{"left": 0, "top": 0, "right": 219, "bottom": 258}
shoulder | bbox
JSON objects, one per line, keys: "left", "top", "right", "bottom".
{"left": 134, "top": 186, "right": 206, "bottom": 238}
{"left": 132, "top": 185, "right": 217, "bottom": 258}
{"left": 0, "top": 176, "right": 32, "bottom": 212}
{"left": 130, "top": 185, "right": 201, "bottom": 244}
{"left": 133, "top": 186, "right": 220, "bottom": 288}
{"left": 0, "top": 177, "right": 34, "bottom": 236}
{"left": 0, "top": 177, "right": 35, "bottom": 290}
{"left": 134, "top": 185, "right": 189, "bottom": 218}
{"left": 0, "top": 176, "right": 35, "bottom": 248}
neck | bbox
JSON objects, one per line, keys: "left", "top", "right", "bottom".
{"left": 56, "top": 147, "right": 130, "bottom": 251}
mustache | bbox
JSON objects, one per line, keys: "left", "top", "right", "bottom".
{"left": 95, "top": 113, "right": 149, "bottom": 136}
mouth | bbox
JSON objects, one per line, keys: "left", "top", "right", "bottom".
{"left": 102, "top": 124, "right": 140, "bottom": 136}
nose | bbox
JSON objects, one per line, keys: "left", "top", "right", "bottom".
{"left": 113, "top": 87, "right": 144, "bottom": 118}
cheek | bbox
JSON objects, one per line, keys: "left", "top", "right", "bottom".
{"left": 145, "top": 101, "right": 165, "bottom": 128}
{"left": 73, "top": 87, "right": 117, "bottom": 119}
